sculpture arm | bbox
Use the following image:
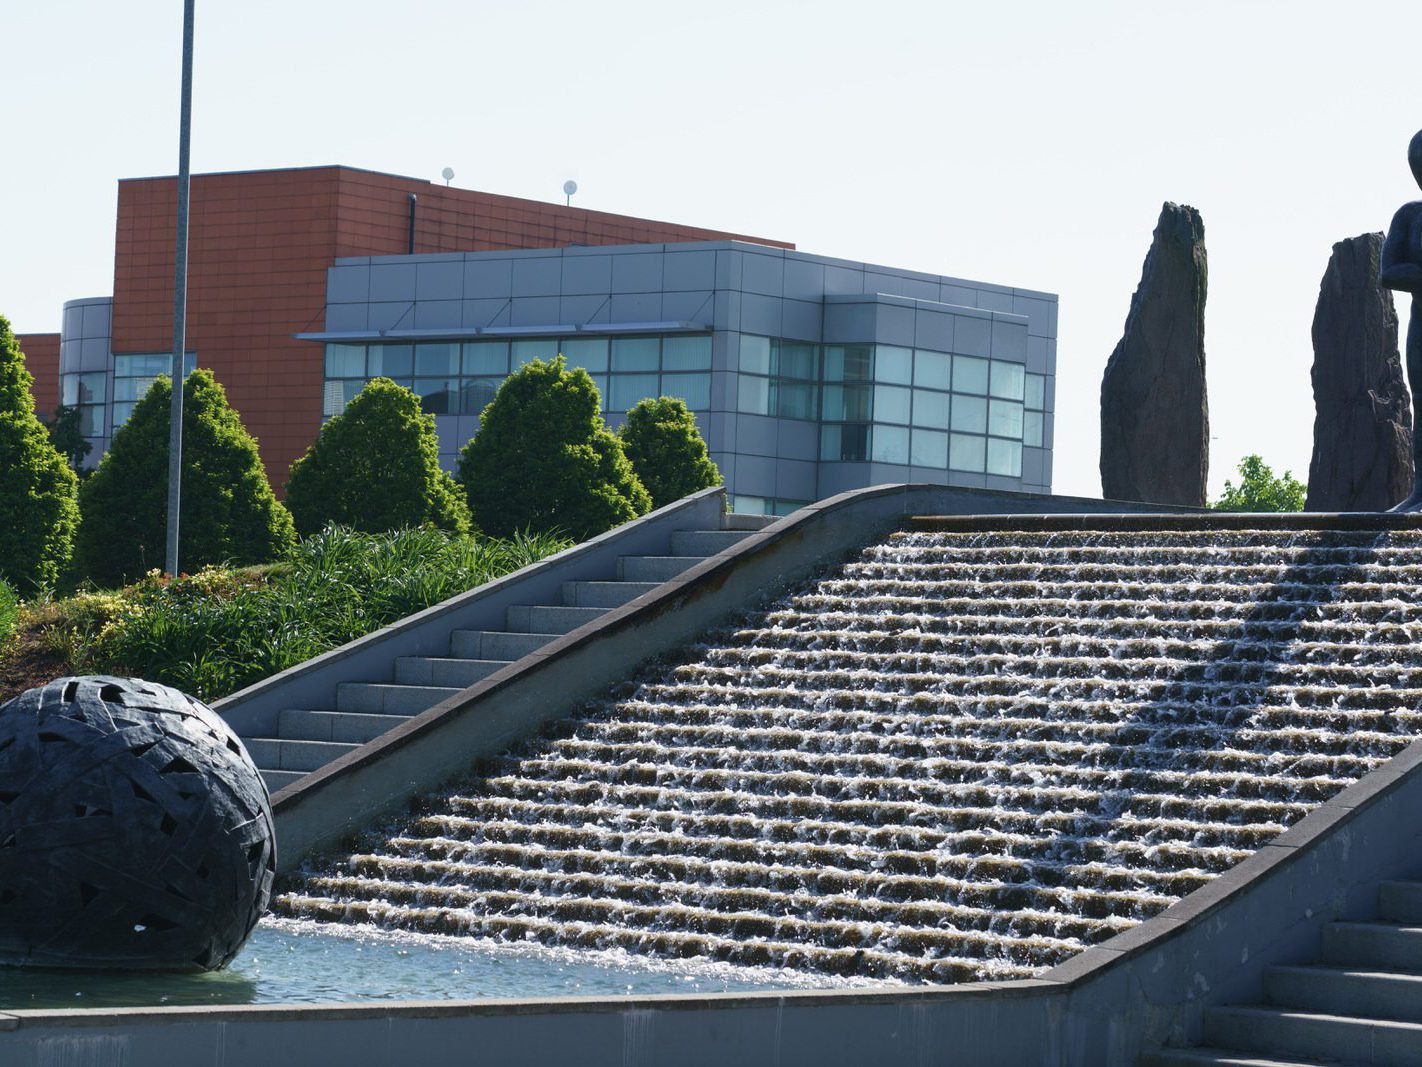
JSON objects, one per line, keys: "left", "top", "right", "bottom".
{"left": 1381, "top": 204, "right": 1422, "bottom": 292}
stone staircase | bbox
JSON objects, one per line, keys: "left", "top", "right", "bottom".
{"left": 243, "top": 526, "right": 756, "bottom": 792}
{"left": 1146, "top": 880, "right": 1422, "bottom": 1066}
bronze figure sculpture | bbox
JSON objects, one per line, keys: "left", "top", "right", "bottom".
{"left": 1380, "top": 129, "right": 1422, "bottom": 511}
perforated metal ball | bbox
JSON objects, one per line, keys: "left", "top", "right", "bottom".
{"left": 0, "top": 676, "right": 275, "bottom": 971}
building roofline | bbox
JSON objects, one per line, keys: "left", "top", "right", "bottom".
{"left": 117, "top": 163, "right": 428, "bottom": 185}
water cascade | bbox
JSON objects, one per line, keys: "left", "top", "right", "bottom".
{"left": 277, "top": 522, "right": 1422, "bottom": 983}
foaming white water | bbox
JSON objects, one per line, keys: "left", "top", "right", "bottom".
{"left": 278, "top": 525, "right": 1422, "bottom": 984}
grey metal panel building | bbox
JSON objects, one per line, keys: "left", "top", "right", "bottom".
{"left": 303, "top": 241, "right": 1057, "bottom": 513}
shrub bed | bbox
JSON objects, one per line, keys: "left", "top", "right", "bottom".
{"left": 5, "top": 525, "right": 567, "bottom": 703}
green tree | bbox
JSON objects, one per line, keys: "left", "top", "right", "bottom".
{"left": 284, "top": 377, "right": 470, "bottom": 537}
{"left": 44, "top": 403, "right": 92, "bottom": 474}
{"left": 458, "top": 356, "right": 651, "bottom": 539}
{"left": 76, "top": 369, "right": 297, "bottom": 587}
{"left": 1212, "top": 454, "right": 1307, "bottom": 512}
{"left": 0, "top": 316, "right": 79, "bottom": 592}
{"left": 618, "top": 395, "right": 722, "bottom": 510}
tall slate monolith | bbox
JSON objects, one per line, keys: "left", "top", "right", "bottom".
{"left": 1100, "top": 202, "right": 1209, "bottom": 506}
{"left": 1306, "top": 233, "right": 1412, "bottom": 511}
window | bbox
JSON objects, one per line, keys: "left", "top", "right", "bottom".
{"left": 463, "top": 341, "right": 509, "bottom": 375}
{"left": 987, "top": 438, "right": 1023, "bottom": 477}
{"left": 563, "top": 337, "right": 609, "bottom": 373}
{"left": 823, "top": 344, "right": 872, "bottom": 382}
{"left": 661, "top": 373, "right": 711, "bottom": 411}
{"left": 875, "top": 346, "right": 912, "bottom": 384}
{"left": 990, "top": 360, "right": 1025, "bottom": 401}
{"left": 949, "top": 433, "right": 986, "bottom": 473}
{"left": 110, "top": 351, "right": 195, "bottom": 430}
{"left": 369, "top": 344, "right": 413, "bottom": 378}
{"left": 910, "top": 428, "right": 948, "bottom": 468}
{"left": 663, "top": 334, "right": 712, "bottom": 371}
{"left": 913, "top": 350, "right": 951, "bottom": 391}
{"left": 415, "top": 343, "right": 459, "bottom": 377}
{"left": 988, "top": 399, "right": 1024, "bottom": 439}
{"left": 953, "top": 356, "right": 989, "bottom": 395}
{"left": 821, "top": 423, "right": 869, "bottom": 462}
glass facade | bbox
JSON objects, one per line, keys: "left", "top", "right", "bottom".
{"left": 322, "top": 335, "right": 713, "bottom": 420}
{"left": 727, "top": 336, "right": 1046, "bottom": 474}
{"left": 63, "top": 352, "right": 197, "bottom": 435}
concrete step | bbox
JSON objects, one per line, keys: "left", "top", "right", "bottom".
{"left": 562, "top": 580, "right": 658, "bottom": 608}
{"left": 669, "top": 529, "right": 752, "bottom": 556}
{"left": 1382, "top": 882, "right": 1422, "bottom": 925}
{"left": 505, "top": 604, "right": 607, "bottom": 635}
{"left": 279, "top": 708, "right": 415, "bottom": 745}
{"left": 245, "top": 737, "right": 358, "bottom": 773}
{"left": 450, "top": 629, "right": 559, "bottom": 660}
{"left": 336, "top": 682, "right": 461, "bottom": 715}
{"left": 617, "top": 555, "right": 703, "bottom": 582}
{"left": 394, "top": 656, "right": 510, "bottom": 687}
{"left": 721, "top": 512, "right": 775, "bottom": 531}
{"left": 1143, "top": 1048, "right": 1346, "bottom": 1066}
{"left": 1266, "top": 964, "right": 1422, "bottom": 1023}
{"left": 261, "top": 769, "right": 306, "bottom": 793}
{"left": 1323, "top": 921, "right": 1422, "bottom": 972}
{"left": 1204, "top": 1005, "right": 1422, "bottom": 1065}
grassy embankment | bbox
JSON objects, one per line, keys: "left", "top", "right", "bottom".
{"left": 0, "top": 525, "right": 569, "bottom": 704}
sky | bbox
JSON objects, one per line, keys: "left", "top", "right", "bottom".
{"left": 4, "top": 0, "right": 1420, "bottom": 500}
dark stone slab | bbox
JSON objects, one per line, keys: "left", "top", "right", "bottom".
{"left": 1306, "top": 232, "right": 1411, "bottom": 511}
{"left": 1100, "top": 202, "right": 1209, "bottom": 507}
{"left": 0, "top": 677, "right": 274, "bottom": 972}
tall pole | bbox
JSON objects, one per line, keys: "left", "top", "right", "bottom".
{"left": 166, "top": 0, "right": 195, "bottom": 576}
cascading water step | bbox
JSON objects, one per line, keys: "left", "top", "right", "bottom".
{"left": 276, "top": 520, "right": 1422, "bottom": 984}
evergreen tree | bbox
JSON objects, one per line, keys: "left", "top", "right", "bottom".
{"left": 76, "top": 369, "right": 296, "bottom": 587}
{"left": 284, "top": 377, "right": 470, "bottom": 537}
{"left": 618, "top": 396, "right": 722, "bottom": 510}
{"left": 458, "top": 356, "right": 651, "bottom": 539}
{"left": 0, "top": 316, "right": 80, "bottom": 592}
{"left": 1212, "top": 454, "right": 1307, "bottom": 512}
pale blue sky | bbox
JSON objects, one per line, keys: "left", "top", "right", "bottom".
{"left": 4, "top": 0, "right": 1419, "bottom": 499}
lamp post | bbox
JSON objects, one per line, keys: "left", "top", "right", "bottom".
{"left": 166, "top": 0, "right": 195, "bottom": 576}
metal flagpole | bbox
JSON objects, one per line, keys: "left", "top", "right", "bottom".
{"left": 166, "top": 0, "right": 195, "bottom": 576}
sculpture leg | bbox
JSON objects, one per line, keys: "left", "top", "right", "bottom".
{"left": 1391, "top": 295, "right": 1422, "bottom": 511}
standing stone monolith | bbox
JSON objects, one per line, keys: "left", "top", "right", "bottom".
{"left": 1100, "top": 202, "right": 1209, "bottom": 507}
{"left": 1306, "top": 233, "right": 1411, "bottom": 511}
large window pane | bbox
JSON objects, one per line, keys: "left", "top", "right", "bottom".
{"left": 988, "top": 399, "right": 1024, "bottom": 439}
{"left": 612, "top": 336, "right": 659, "bottom": 372}
{"left": 77, "top": 372, "right": 106, "bottom": 404}
{"left": 874, "top": 384, "right": 911, "bottom": 425}
{"left": 415, "top": 378, "right": 459, "bottom": 415}
{"left": 462, "top": 377, "right": 501, "bottom": 415}
{"left": 1024, "top": 410, "right": 1044, "bottom": 448}
{"left": 949, "top": 433, "right": 986, "bottom": 473}
{"left": 610, "top": 373, "right": 659, "bottom": 411}
{"left": 914, "top": 350, "right": 951, "bottom": 390}
{"left": 910, "top": 428, "right": 948, "bottom": 468}
{"left": 739, "top": 335, "right": 772, "bottom": 375}
{"left": 325, "top": 343, "right": 366, "bottom": 378}
{"left": 661, "top": 373, "right": 710, "bottom": 410}
{"left": 952, "top": 394, "right": 987, "bottom": 433}
{"left": 822, "top": 383, "right": 871, "bottom": 422}
{"left": 737, "top": 375, "right": 771, "bottom": 415}
{"left": 1025, "top": 373, "right": 1046, "bottom": 411}
{"left": 323, "top": 379, "right": 365, "bottom": 417}
{"left": 61, "top": 376, "right": 79, "bottom": 405}
{"left": 77, "top": 405, "right": 104, "bottom": 436}
{"left": 415, "top": 343, "right": 459, "bottom": 377}
{"left": 512, "top": 338, "right": 558, "bottom": 368}
{"left": 463, "top": 341, "right": 509, "bottom": 376}
{"left": 775, "top": 381, "right": 817, "bottom": 420}
{"left": 775, "top": 341, "right": 818, "bottom": 381}
{"left": 990, "top": 360, "right": 1026, "bottom": 401}
{"left": 987, "top": 437, "right": 1023, "bottom": 477}
{"left": 561, "top": 336, "right": 609, "bottom": 373}
{"left": 369, "top": 344, "right": 414, "bottom": 378}
{"left": 821, "top": 423, "right": 869, "bottom": 462}
{"left": 875, "top": 345, "right": 912, "bottom": 384}
{"left": 112, "top": 401, "right": 135, "bottom": 428}
{"left": 663, "top": 334, "right": 712, "bottom": 371}
{"left": 871, "top": 424, "right": 910, "bottom": 464}
{"left": 953, "top": 355, "right": 989, "bottom": 395}
{"left": 823, "top": 344, "right": 872, "bottom": 382}
{"left": 912, "top": 391, "right": 949, "bottom": 429}
{"left": 113, "top": 376, "right": 161, "bottom": 403}
{"left": 587, "top": 375, "right": 609, "bottom": 408}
